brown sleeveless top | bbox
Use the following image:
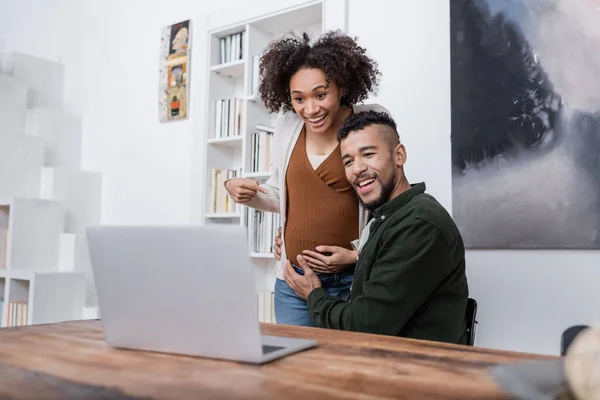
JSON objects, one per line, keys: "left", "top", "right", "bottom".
{"left": 284, "top": 129, "right": 359, "bottom": 269}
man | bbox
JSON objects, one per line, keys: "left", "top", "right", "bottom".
{"left": 283, "top": 110, "right": 469, "bottom": 344}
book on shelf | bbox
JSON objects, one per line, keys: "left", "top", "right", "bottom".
{"left": 6, "top": 300, "right": 28, "bottom": 327}
{"left": 256, "top": 291, "right": 275, "bottom": 323}
{"left": 250, "top": 129, "right": 273, "bottom": 173}
{"left": 214, "top": 98, "right": 243, "bottom": 139}
{"left": 249, "top": 209, "right": 281, "bottom": 254}
{"left": 211, "top": 168, "right": 242, "bottom": 214}
{"left": 255, "top": 124, "right": 274, "bottom": 133}
{"left": 250, "top": 55, "right": 260, "bottom": 97}
{"left": 219, "top": 32, "right": 244, "bottom": 64}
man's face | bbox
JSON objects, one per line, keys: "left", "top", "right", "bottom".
{"left": 340, "top": 125, "right": 402, "bottom": 210}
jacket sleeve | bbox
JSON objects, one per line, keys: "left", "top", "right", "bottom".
{"left": 224, "top": 113, "right": 287, "bottom": 213}
{"left": 307, "top": 218, "right": 452, "bottom": 335}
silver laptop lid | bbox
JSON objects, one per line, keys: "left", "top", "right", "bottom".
{"left": 86, "top": 225, "right": 264, "bottom": 361}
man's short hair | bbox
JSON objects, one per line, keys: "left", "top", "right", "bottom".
{"left": 337, "top": 110, "right": 399, "bottom": 148}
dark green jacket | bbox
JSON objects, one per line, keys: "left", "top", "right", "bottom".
{"left": 307, "top": 183, "right": 469, "bottom": 344}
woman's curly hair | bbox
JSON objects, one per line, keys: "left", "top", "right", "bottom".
{"left": 258, "top": 30, "right": 380, "bottom": 113}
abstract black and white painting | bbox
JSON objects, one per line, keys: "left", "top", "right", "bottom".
{"left": 450, "top": 0, "right": 600, "bottom": 249}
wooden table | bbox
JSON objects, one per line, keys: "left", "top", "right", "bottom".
{"left": 0, "top": 320, "right": 556, "bottom": 399}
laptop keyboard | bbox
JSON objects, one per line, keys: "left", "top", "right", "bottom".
{"left": 262, "top": 345, "right": 285, "bottom": 354}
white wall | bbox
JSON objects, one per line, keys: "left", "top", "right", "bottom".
{"left": 0, "top": 0, "right": 85, "bottom": 115}
{"left": 348, "top": 0, "right": 600, "bottom": 356}
{"left": 81, "top": 0, "right": 250, "bottom": 225}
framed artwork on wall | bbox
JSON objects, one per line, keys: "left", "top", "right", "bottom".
{"left": 159, "top": 19, "right": 191, "bottom": 122}
{"left": 450, "top": 0, "right": 600, "bottom": 249}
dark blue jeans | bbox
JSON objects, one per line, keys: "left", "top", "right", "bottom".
{"left": 274, "top": 265, "right": 353, "bottom": 327}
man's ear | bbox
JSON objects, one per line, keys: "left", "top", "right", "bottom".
{"left": 395, "top": 143, "right": 407, "bottom": 167}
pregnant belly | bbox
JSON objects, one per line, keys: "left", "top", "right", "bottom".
{"left": 284, "top": 214, "right": 358, "bottom": 267}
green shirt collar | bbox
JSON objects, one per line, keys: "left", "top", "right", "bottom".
{"left": 372, "top": 182, "right": 426, "bottom": 219}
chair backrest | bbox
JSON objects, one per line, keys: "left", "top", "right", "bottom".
{"left": 465, "top": 298, "right": 478, "bottom": 346}
{"left": 561, "top": 325, "right": 589, "bottom": 356}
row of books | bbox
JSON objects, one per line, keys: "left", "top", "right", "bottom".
{"left": 219, "top": 32, "right": 244, "bottom": 64}
{"left": 210, "top": 168, "right": 242, "bottom": 214}
{"left": 257, "top": 291, "right": 275, "bottom": 323}
{"left": 249, "top": 127, "right": 273, "bottom": 173}
{"left": 248, "top": 209, "right": 281, "bottom": 254}
{"left": 214, "top": 98, "right": 243, "bottom": 139}
{"left": 2, "top": 299, "right": 28, "bottom": 327}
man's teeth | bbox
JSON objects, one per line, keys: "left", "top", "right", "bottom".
{"left": 358, "top": 178, "right": 375, "bottom": 187}
{"left": 308, "top": 114, "right": 326, "bottom": 123}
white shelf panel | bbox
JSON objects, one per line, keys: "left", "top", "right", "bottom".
{"left": 205, "top": 213, "right": 241, "bottom": 219}
{"left": 210, "top": 59, "right": 245, "bottom": 79}
{"left": 0, "top": 269, "right": 83, "bottom": 280}
{"left": 25, "top": 107, "right": 82, "bottom": 169}
{"left": 244, "top": 172, "right": 271, "bottom": 180}
{"left": 0, "top": 75, "right": 28, "bottom": 137}
{"left": 0, "top": 135, "right": 44, "bottom": 199}
{"left": 207, "top": 136, "right": 243, "bottom": 148}
{"left": 251, "top": 253, "right": 275, "bottom": 259}
{"left": 251, "top": 3, "right": 322, "bottom": 34}
{"left": 40, "top": 167, "right": 102, "bottom": 234}
{"left": 0, "top": 52, "right": 64, "bottom": 110}
{"left": 255, "top": 124, "right": 275, "bottom": 133}
{"left": 30, "top": 271, "right": 86, "bottom": 325}
{"left": 0, "top": 269, "right": 32, "bottom": 280}
{"left": 1, "top": 198, "right": 65, "bottom": 271}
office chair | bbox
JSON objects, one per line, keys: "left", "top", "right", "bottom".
{"left": 561, "top": 325, "right": 589, "bottom": 356}
{"left": 465, "top": 298, "right": 478, "bottom": 346}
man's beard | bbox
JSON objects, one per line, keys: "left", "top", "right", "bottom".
{"left": 359, "top": 170, "right": 397, "bottom": 211}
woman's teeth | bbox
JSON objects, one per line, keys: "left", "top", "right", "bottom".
{"left": 308, "top": 114, "right": 326, "bottom": 123}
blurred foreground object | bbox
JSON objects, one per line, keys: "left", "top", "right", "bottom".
{"left": 565, "top": 325, "right": 600, "bottom": 400}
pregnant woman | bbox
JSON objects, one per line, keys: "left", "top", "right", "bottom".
{"left": 225, "top": 30, "right": 390, "bottom": 326}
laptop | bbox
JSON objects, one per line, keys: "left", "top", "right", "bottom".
{"left": 86, "top": 224, "right": 318, "bottom": 364}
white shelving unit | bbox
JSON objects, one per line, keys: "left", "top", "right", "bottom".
{"left": 0, "top": 51, "right": 102, "bottom": 328}
{"left": 199, "top": 1, "right": 327, "bottom": 322}
{"left": 0, "top": 269, "right": 85, "bottom": 328}
{"left": 0, "top": 197, "right": 64, "bottom": 271}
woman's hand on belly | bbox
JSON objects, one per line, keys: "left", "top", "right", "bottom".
{"left": 301, "top": 246, "right": 358, "bottom": 274}
{"left": 273, "top": 226, "right": 283, "bottom": 261}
